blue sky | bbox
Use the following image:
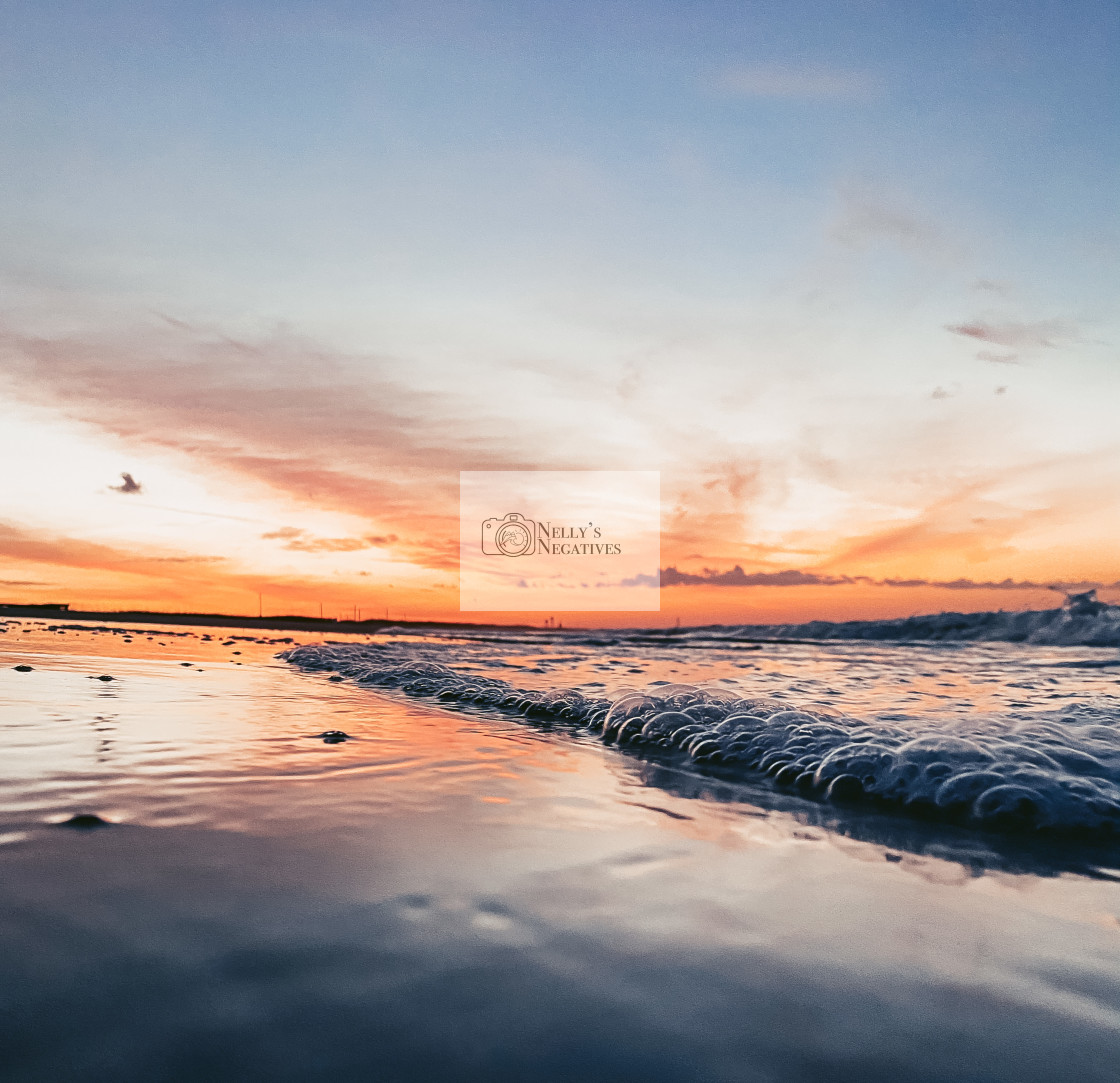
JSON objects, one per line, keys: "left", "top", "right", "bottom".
{"left": 3, "top": 0, "right": 1115, "bottom": 308}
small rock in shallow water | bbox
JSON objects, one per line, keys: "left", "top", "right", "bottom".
{"left": 308, "top": 730, "right": 352, "bottom": 743}
{"left": 328, "top": 675, "right": 344, "bottom": 682}
{"left": 13, "top": 664, "right": 33, "bottom": 672}
{"left": 59, "top": 813, "right": 110, "bottom": 829}
{"left": 97, "top": 675, "right": 115, "bottom": 682}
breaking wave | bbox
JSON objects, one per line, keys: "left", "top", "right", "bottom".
{"left": 714, "top": 595, "right": 1120, "bottom": 647}
{"left": 283, "top": 643, "right": 1120, "bottom": 837}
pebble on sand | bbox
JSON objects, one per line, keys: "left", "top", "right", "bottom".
{"left": 59, "top": 813, "right": 111, "bottom": 829}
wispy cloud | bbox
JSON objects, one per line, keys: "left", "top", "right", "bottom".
{"left": 973, "top": 279, "right": 1012, "bottom": 294}
{"left": 0, "top": 521, "right": 224, "bottom": 578}
{"left": 660, "top": 565, "right": 1099, "bottom": 592}
{"left": 829, "top": 184, "right": 961, "bottom": 261}
{"left": 0, "top": 317, "right": 549, "bottom": 572}
{"left": 815, "top": 453, "right": 1120, "bottom": 582}
{"left": 945, "top": 319, "right": 1074, "bottom": 350}
{"left": 261, "top": 527, "right": 398, "bottom": 553}
{"left": 718, "top": 64, "right": 882, "bottom": 103}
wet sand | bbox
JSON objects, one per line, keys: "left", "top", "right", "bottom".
{"left": 3, "top": 619, "right": 1120, "bottom": 1081}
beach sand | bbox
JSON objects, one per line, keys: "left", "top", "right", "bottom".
{"left": 3, "top": 619, "right": 1120, "bottom": 1081}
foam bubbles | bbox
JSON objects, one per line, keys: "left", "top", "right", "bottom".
{"left": 282, "top": 643, "right": 1120, "bottom": 836}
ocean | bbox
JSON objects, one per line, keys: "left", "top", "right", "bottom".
{"left": 3, "top": 616, "right": 1120, "bottom": 1081}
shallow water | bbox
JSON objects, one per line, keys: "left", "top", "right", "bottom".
{"left": 3, "top": 618, "right": 1120, "bottom": 1081}
{"left": 286, "top": 629, "right": 1120, "bottom": 836}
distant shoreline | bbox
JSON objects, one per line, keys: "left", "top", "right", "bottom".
{"left": 0, "top": 604, "right": 530, "bottom": 636}
{"left": 4, "top": 599, "right": 1120, "bottom": 648}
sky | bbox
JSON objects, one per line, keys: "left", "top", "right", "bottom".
{"left": 0, "top": 0, "right": 1117, "bottom": 626}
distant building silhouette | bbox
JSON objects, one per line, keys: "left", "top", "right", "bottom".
{"left": 0, "top": 602, "right": 69, "bottom": 612}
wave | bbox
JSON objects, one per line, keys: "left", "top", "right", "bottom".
{"left": 282, "top": 643, "right": 1120, "bottom": 838}
{"left": 367, "top": 599, "right": 1120, "bottom": 650}
{"left": 709, "top": 600, "right": 1120, "bottom": 647}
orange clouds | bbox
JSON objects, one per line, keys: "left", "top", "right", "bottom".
{"left": 3, "top": 308, "right": 1120, "bottom": 627}
{"left": 0, "top": 520, "right": 453, "bottom": 620}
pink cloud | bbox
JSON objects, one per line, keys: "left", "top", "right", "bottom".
{"left": 945, "top": 319, "right": 1074, "bottom": 350}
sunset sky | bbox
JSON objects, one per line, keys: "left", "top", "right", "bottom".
{"left": 1, "top": 1, "right": 1118, "bottom": 626}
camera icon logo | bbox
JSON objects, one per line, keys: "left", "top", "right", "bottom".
{"left": 481, "top": 512, "right": 536, "bottom": 557}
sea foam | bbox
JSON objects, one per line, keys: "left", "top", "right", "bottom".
{"left": 282, "top": 643, "right": 1120, "bottom": 837}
